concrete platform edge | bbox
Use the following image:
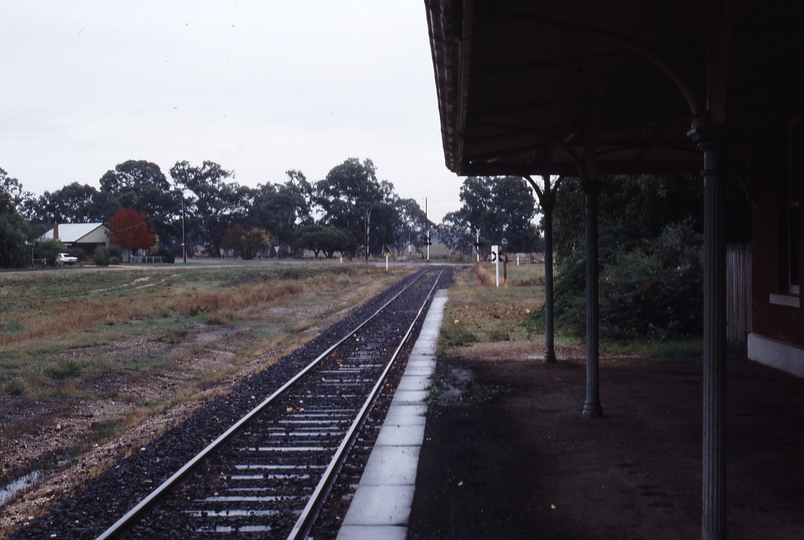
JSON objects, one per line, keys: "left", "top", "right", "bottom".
{"left": 336, "top": 289, "right": 448, "bottom": 539}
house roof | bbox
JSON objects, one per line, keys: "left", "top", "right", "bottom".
{"left": 39, "top": 223, "right": 108, "bottom": 243}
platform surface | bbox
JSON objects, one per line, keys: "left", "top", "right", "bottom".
{"left": 336, "top": 288, "right": 447, "bottom": 540}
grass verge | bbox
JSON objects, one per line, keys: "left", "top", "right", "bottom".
{"left": 438, "top": 262, "right": 711, "bottom": 363}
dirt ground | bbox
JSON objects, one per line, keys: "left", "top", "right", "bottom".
{"left": 409, "top": 348, "right": 804, "bottom": 540}
{"left": 0, "top": 330, "right": 275, "bottom": 537}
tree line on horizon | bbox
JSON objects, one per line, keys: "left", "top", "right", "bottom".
{"left": 1, "top": 158, "right": 546, "bottom": 267}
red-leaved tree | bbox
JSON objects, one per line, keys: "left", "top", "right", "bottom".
{"left": 108, "top": 207, "right": 157, "bottom": 250}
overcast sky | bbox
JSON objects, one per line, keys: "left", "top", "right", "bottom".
{"left": 0, "top": 1, "right": 465, "bottom": 221}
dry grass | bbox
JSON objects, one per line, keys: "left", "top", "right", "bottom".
{"left": 0, "top": 264, "right": 411, "bottom": 398}
{"left": 0, "top": 277, "right": 309, "bottom": 349}
{"left": 441, "top": 263, "right": 545, "bottom": 345}
{"left": 438, "top": 262, "right": 580, "bottom": 359}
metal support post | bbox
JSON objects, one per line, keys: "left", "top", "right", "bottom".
{"left": 543, "top": 205, "right": 556, "bottom": 363}
{"left": 582, "top": 182, "right": 603, "bottom": 417}
{"left": 690, "top": 127, "right": 727, "bottom": 540}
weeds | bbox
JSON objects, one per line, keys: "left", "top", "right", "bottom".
{"left": 44, "top": 359, "right": 82, "bottom": 380}
{"left": 3, "top": 377, "right": 27, "bottom": 396}
{"left": 597, "top": 337, "right": 742, "bottom": 360}
{"left": 89, "top": 420, "right": 125, "bottom": 442}
{"left": 0, "top": 262, "right": 415, "bottom": 523}
{"left": 600, "top": 338, "right": 699, "bottom": 359}
{"left": 425, "top": 373, "right": 445, "bottom": 416}
{"left": 206, "top": 310, "right": 233, "bottom": 325}
{"left": 445, "top": 264, "right": 706, "bottom": 362}
{"left": 459, "top": 381, "right": 503, "bottom": 404}
{"left": 440, "top": 319, "right": 476, "bottom": 347}
{"left": 155, "top": 327, "right": 189, "bottom": 344}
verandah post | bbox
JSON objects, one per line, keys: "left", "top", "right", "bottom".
{"left": 689, "top": 127, "right": 727, "bottom": 540}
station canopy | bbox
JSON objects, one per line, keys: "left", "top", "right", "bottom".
{"left": 424, "top": 0, "right": 804, "bottom": 178}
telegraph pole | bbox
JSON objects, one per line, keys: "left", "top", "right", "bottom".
{"left": 181, "top": 192, "right": 187, "bottom": 264}
{"left": 364, "top": 206, "right": 372, "bottom": 264}
{"left": 425, "top": 197, "right": 430, "bottom": 262}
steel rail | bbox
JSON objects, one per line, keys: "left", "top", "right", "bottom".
{"left": 287, "top": 269, "right": 443, "bottom": 540}
{"left": 95, "top": 268, "right": 433, "bottom": 540}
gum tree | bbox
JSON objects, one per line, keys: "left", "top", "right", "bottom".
{"left": 170, "top": 160, "right": 251, "bottom": 256}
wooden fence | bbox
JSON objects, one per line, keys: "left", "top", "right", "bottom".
{"left": 726, "top": 244, "right": 752, "bottom": 342}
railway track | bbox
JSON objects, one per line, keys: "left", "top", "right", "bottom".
{"left": 84, "top": 267, "right": 446, "bottom": 539}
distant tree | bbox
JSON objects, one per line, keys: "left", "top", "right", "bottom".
{"left": 293, "top": 225, "right": 357, "bottom": 258}
{"left": 391, "top": 197, "right": 428, "bottom": 255}
{"left": 221, "top": 225, "right": 274, "bottom": 260}
{"left": 329, "top": 227, "right": 357, "bottom": 258}
{"left": 293, "top": 225, "right": 326, "bottom": 258}
{"left": 250, "top": 170, "right": 313, "bottom": 255}
{"left": 24, "top": 183, "right": 119, "bottom": 225}
{"left": 108, "top": 207, "right": 157, "bottom": 251}
{"left": 25, "top": 223, "right": 48, "bottom": 243}
{"left": 0, "top": 167, "right": 33, "bottom": 211}
{"left": 369, "top": 200, "right": 399, "bottom": 255}
{"left": 170, "top": 160, "right": 251, "bottom": 256}
{"left": 314, "top": 158, "right": 397, "bottom": 259}
{"left": 438, "top": 211, "right": 475, "bottom": 254}
{"left": 100, "top": 160, "right": 173, "bottom": 215}
{"left": 452, "top": 176, "right": 538, "bottom": 253}
{"left": 0, "top": 189, "right": 28, "bottom": 268}
{"left": 100, "top": 160, "right": 178, "bottom": 244}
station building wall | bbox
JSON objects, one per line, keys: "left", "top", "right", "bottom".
{"left": 749, "top": 120, "right": 804, "bottom": 377}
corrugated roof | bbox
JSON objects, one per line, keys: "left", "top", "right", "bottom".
{"left": 39, "top": 223, "right": 107, "bottom": 243}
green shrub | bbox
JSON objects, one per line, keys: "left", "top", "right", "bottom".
{"left": 549, "top": 219, "right": 702, "bottom": 340}
{"left": 157, "top": 246, "right": 176, "bottom": 263}
{"left": 94, "top": 246, "right": 110, "bottom": 267}
{"left": 36, "top": 238, "right": 65, "bottom": 266}
{"left": 89, "top": 420, "right": 124, "bottom": 442}
{"left": 68, "top": 247, "right": 85, "bottom": 263}
{"left": 599, "top": 220, "right": 703, "bottom": 339}
{"left": 547, "top": 175, "right": 709, "bottom": 341}
{"left": 108, "top": 245, "right": 123, "bottom": 265}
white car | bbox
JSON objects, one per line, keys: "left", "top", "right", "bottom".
{"left": 56, "top": 253, "right": 78, "bottom": 266}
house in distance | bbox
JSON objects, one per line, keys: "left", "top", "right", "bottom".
{"left": 38, "top": 223, "right": 112, "bottom": 253}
